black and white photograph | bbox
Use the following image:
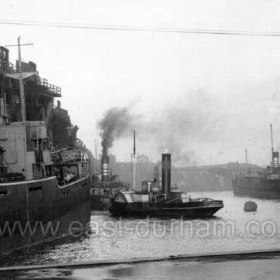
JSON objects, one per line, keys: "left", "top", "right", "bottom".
{"left": 1, "top": 1, "right": 280, "bottom": 279}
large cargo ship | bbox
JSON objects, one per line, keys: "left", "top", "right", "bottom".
{"left": 110, "top": 153, "right": 224, "bottom": 218}
{"left": 232, "top": 125, "right": 280, "bottom": 199}
{"left": 0, "top": 39, "right": 91, "bottom": 255}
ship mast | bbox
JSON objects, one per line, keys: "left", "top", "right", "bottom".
{"left": 271, "top": 124, "right": 274, "bottom": 168}
{"left": 132, "top": 130, "right": 136, "bottom": 190}
{"left": 5, "top": 37, "right": 33, "bottom": 122}
{"left": 17, "top": 37, "right": 26, "bottom": 121}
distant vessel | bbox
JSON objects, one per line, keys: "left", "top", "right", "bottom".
{"left": 109, "top": 153, "right": 224, "bottom": 218}
{"left": 233, "top": 124, "right": 280, "bottom": 199}
{"left": 90, "top": 154, "right": 129, "bottom": 210}
{"left": 0, "top": 39, "right": 91, "bottom": 255}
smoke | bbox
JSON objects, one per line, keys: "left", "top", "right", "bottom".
{"left": 98, "top": 89, "right": 226, "bottom": 166}
{"left": 135, "top": 89, "right": 226, "bottom": 165}
{"left": 98, "top": 107, "right": 137, "bottom": 157}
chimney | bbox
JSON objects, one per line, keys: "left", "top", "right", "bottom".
{"left": 154, "top": 165, "right": 159, "bottom": 183}
{"left": 273, "top": 152, "right": 279, "bottom": 168}
{"left": 101, "top": 154, "right": 110, "bottom": 181}
{"left": 162, "top": 153, "right": 171, "bottom": 195}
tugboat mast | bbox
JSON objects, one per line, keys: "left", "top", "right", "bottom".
{"left": 132, "top": 130, "right": 136, "bottom": 190}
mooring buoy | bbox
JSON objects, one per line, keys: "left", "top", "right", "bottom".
{"left": 244, "top": 201, "right": 257, "bottom": 212}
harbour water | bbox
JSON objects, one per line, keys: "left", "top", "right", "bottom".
{"left": 1, "top": 191, "right": 280, "bottom": 267}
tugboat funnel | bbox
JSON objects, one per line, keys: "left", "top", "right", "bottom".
{"left": 101, "top": 155, "right": 110, "bottom": 182}
{"left": 162, "top": 153, "right": 171, "bottom": 195}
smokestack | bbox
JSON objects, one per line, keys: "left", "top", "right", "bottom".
{"left": 132, "top": 130, "right": 136, "bottom": 190}
{"left": 154, "top": 165, "right": 159, "bottom": 184}
{"left": 273, "top": 151, "right": 280, "bottom": 168}
{"left": 270, "top": 124, "right": 279, "bottom": 168}
{"left": 101, "top": 154, "right": 110, "bottom": 181}
{"left": 162, "top": 153, "right": 171, "bottom": 195}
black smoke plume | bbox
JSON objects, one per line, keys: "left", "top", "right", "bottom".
{"left": 98, "top": 89, "right": 226, "bottom": 166}
{"left": 98, "top": 107, "right": 135, "bottom": 157}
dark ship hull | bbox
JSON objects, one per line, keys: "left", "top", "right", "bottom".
{"left": 0, "top": 174, "right": 91, "bottom": 255}
{"left": 91, "top": 193, "right": 111, "bottom": 210}
{"left": 109, "top": 197, "right": 223, "bottom": 218}
{"left": 232, "top": 176, "right": 280, "bottom": 199}
{"left": 91, "top": 182, "right": 129, "bottom": 210}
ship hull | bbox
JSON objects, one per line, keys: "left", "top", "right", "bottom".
{"left": 0, "top": 175, "right": 90, "bottom": 255}
{"left": 109, "top": 201, "right": 223, "bottom": 218}
{"left": 91, "top": 194, "right": 110, "bottom": 210}
{"left": 232, "top": 177, "right": 280, "bottom": 199}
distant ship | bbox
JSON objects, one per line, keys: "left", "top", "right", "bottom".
{"left": 233, "top": 124, "right": 280, "bottom": 199}
{"left": 0, "top": 40, "right": 91, "bottom": 255}
{"left": 109, "top": 153, "right": 224, "bottom": 218}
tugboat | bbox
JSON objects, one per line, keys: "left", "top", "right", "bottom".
{"left": 90, "top": 154, "right": 129, "bottom": 210}
{"left": 109, "top": 153, "right": 224, "bottom": 218}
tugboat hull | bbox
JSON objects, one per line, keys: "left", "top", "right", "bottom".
{"left": 91, "top": 194, "right": 111, "bottom": 210}
{"left": 109, "top": 200, "right": 224, "bottom": 218}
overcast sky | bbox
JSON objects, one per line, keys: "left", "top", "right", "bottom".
{"left": 1, "top": 0, "right": 280, "bottom": 166}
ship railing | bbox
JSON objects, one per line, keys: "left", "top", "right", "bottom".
{"left": 195, "top": 197, "right": 215, "bottom": 202}
{"left": 154, "top": 194, "right": 167, "bottom": 203}
{"left": 0, "top": 61, "right": 8, "bottom": 73}
{"left": 166, "top": 198, "right": 182, "bottom": 204}
{"left": 10, "top": 63, "right": 17, "bottom": 73}
{"left": 36, "top": 75, "right": 61, "bottom": 96}
{"left": 0, "top": 62, "right": 16, "bottom": 73}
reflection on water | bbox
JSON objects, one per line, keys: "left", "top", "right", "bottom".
{"left": 0, "top": 201, "right": 91, "bottom": 266}
{"left": 1, "top": 191, "right": 280, "bottom": 267}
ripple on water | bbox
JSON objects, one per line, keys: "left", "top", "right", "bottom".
{"left": 1, "top": 191, "right": 280, "bottom": 266}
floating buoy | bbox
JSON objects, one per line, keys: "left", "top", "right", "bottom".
{"left": 244, "top": 201, "right": 257, "bottom": 212}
